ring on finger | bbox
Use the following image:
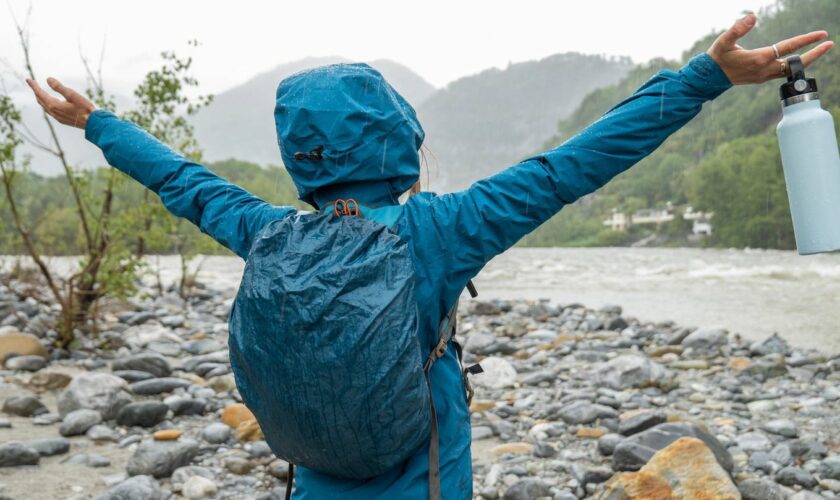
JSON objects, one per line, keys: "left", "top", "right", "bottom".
{"left": 772, "top": 43, "right": 781, "bottom": 59}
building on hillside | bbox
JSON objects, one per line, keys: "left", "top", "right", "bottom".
{"left": 603, "top": 203, "right": 714, "bottom": 236}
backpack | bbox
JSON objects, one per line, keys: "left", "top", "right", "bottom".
{"left": 228, "top": 201, "right": 479, "bottom": 500}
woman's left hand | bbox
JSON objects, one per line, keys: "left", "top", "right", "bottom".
{"left": 708, "top": 13, "right": 834, "bottom": 85}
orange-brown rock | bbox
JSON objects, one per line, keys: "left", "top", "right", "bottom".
{"left": 0, "top": 331, "right": 48, "bottom": 361}
{"left": 235, "top": 419, "right": 264, "bottom": 441}
{"left": 25, "top": 371, "right": 72, "bottom": 392}
{"left": 469, "top": 400, "right": 495, "bottom": 413}
{"left": 222, "top": 403, "right": 255, "bottom": 428}
{"left": 577, "top": 427, "right": 608, "bottom": 439}
{"left": 190, "top": 331, "right": 208, "bottom": 340}
{"left": 153, "top": 429, "right": 182, "bottom": 441}
{"left": 489, "top": 442, "right": 533, "bottom": 456}
{"left": 597, "top": 437, "right": 740, "bottom": 499}
{"left": 728, "top": 357, "right": 752, "bottom": 371}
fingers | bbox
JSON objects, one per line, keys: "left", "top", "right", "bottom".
{"left": 25, "top": 79, "right": 59, "bottom": 111}
{"left": 766, "top": 31, "right": 830, "bottom": 61}
{"left": 46, "top": 77, "right": 81, "bottom": 102}
{"left": 718, "top": 14, "right": 757, "bottom": 48}
{"left": 802, "top": 40, "right": 835, "bottom": 67}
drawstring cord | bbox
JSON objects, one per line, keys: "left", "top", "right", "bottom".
{"left": 331, "top": 198, "right": 362, "bottom": 217}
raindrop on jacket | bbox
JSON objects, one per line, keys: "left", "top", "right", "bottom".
{"left": 85, "top": 52, "right": 731, "bottom": 499}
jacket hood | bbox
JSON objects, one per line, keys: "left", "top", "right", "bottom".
{"left": 275, "top": 63, "right": 425, "bottom": 209}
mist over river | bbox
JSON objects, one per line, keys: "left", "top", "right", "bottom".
{"left": 5, "top": 247, "right": 840, "bottom": 353}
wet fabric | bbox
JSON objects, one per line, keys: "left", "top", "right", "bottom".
{"left": 85, "top": 52, "right": 732, "bottom": 500}
{"left": 229, "top": 210, "right": 431, "bottom": 478}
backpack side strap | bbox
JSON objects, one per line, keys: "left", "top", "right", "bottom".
{"left": 423, "top": 280, "right": 479, "bottom": 500}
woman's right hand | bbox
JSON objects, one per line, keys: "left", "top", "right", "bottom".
{"left": 26, "top": 77, "right": 96, "bottom": 129}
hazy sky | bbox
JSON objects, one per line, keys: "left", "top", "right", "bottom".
{"left": 1, "top": 0, "right": 787, "bottom": 98}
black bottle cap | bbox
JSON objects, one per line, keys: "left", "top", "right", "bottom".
{"left": 780, "top": 55, "right": 818, "bottom": 100}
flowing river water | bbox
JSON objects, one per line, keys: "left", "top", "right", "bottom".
{"left": 4, "top": 247, "right": 840, "bottom": 353}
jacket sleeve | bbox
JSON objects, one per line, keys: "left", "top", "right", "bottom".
{"left": 85, "top": 110, "right": 296, "bottom": 258}
{"left": 430, "top": 53, "right": 732, "bottom": 282}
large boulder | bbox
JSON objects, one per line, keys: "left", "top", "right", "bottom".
{"left": 0, "top": 441, "right": 40, "bottom": 467}
{"left": 595, "top": 355, "right": 670, "bottom": 390}
{"left": 58, "top": 372, "right": 133, "bottom": 419}
{"left": 598, "top": 437, "right": 739, "bottom": 499}
{"left": 612, "top": 422, "right": 733, "bottom": 473}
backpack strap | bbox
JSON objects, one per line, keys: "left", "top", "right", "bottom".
{"left": 423, "top": 280, "right": 479, "bottom": 500}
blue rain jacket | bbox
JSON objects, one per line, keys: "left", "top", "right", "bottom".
{"left": 85, "top": 52, "right": 731, "bottom": 499}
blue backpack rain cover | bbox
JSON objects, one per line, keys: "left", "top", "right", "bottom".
{"left": 229, "top": 210, "right": 431, "bottom": 479}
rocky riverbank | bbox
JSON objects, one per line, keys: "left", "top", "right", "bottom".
{"left": 0, "top": 272, "right": 839, "bottom": 499}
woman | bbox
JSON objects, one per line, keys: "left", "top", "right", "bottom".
{"left": 28, "top": 14, "right": 832, "bottom": 500}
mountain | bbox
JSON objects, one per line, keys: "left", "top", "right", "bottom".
{"left": 191, "top": 57, "right": 437, "bottom": 167}
{"left": 417, "top": 53, "right": 634, "bottom": 191}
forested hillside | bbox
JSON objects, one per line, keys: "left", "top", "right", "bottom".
{"left": 523, "top": 0, "right": 840, "bottom": 249}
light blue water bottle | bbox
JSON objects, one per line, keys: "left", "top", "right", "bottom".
{"left": 776, "top": 55, "right": 840, "bottom": 255}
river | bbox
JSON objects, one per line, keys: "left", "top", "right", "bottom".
{"left": 4, "top": 247, "right": 840, "bottom": 353}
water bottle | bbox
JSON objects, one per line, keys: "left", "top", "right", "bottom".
{"left": 776, "top": 55, "right": 840, "bottom": 255}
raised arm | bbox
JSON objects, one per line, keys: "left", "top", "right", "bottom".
{"left": 429, "top": 14, "right": 833, "bottom": 284}
{"left": 26, "top": 79, "right": 294, "bottom": 258}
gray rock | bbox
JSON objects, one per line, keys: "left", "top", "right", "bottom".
{"left": 86, "top": 424, "right": 119, "bottom": 442}
{"left": 27, "top": 437, "right": 70, "bottom": 456}
{"left": 761, "top": 419, "right": 798, "bottom": 438}
{"left": 58, "top": 372, "right": 132, "bottom": 419}
{"left": 776, "top": 466, "right": 818, "bottom": 489}
{"left": 126, "top": 439, "right": 199, "bottom": 478}
{"left": 112, "top": 370, "right": 155, "bottom": 383}
{"left": 2, "top": 395, "right": 48, "bottom": 417}
{"left": 472, "top": 426, "right": 493, "bottom": 440}
{"left": 595, "top": 355, "right": 670, "bottom": 390}
{"left": 182, "top": 476, "right": 218, "bottom": 498}
{"left": 749, "top": 451, "right": 773, "bottom": 473}
{"left": 95, "top": 475, "right": 163, "bottom": 500}
{"left": 737, "top": 478, "right": 785, "bottom": 500}
{"left": 124, "top": 311, "right": 157, "bottom": 326}
{"left": 605, "top": 316, "right": 629, "bottom": 331}
{"left": 171, "top": 465, "right": 215, "bottom": 491}
{"left": 557, "top": 400, "right": 618, "bottom": 425}
{"left": 225, "top": 457, "right": 254, "bottom": 474}
{"left": 59, "top": 408, "right": 103, "bottom": 436}
{"left": 116, "top": 401, "right": 169, "bottom": 428}
{"left": 31, "top": 413, "right": 61, "bottom": 425}
{"left": 598, "top": 433, "right": 623, "bottom": 456}
{"left": 821, "top": 455, "right": 840, "bottom": 480}
{"left": 769, "top": 443, "right": 793, "bottom": 466}
{"left": 612, "top": 422, "right": 733, "bottom": 472}
{"left": 749, "top": 333, "right": 789, "bottom": 357}
{"left": 248, "top": 440, "right": 274, "bottom": 459}
{"left": 267, "top": 459, "right": 291, "bottom": 480}
{"left": 788, "top": 439, "right": 828, "bottom": 459}
{"left": 129, "top": 377, "right": 192, "bottom": 395}
{"left": 0, "top": 441, "right": 40, "bottom": 466}
{"left": 736, "top": 432, "right": 773, "bottom": 452}
{"left": 681, "top": 327, "right": 727, "bottom": 351}
{"left": 472, "top": 301, "right": 502, "bottom": 316}
{"left": 62, "top": 452, "right": 111, "bottom": 467}
{"left": 503, "top": 479, "right": 551, "bottom": 500}
{"left": 471, "top": 357, "right": 517, "bottom": 389}
{"left": 4, "top": 354, "right": 46, "bottom": 372}
{"left": 201, "top": 422, "right": 231, "bottom": 444}
{"left": 519, "top": 369, "right": 557, "bottom": 386}
{"left": 112, "top": 354, "right": 171, "bottom": 378}
{"left": 789, "top": 492, "right": 824, "bottom": 500}
{"left": 532, "top": 440, "right": 556, "bottom": 458}
{"left": 618, "top": 410, "right": 667, "bottom": 436}
{"left": 167, "top": 397, "right": 206, "bottom": 416}
{"left": 742, "top": 359, "right": 788, "bottom": 380}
